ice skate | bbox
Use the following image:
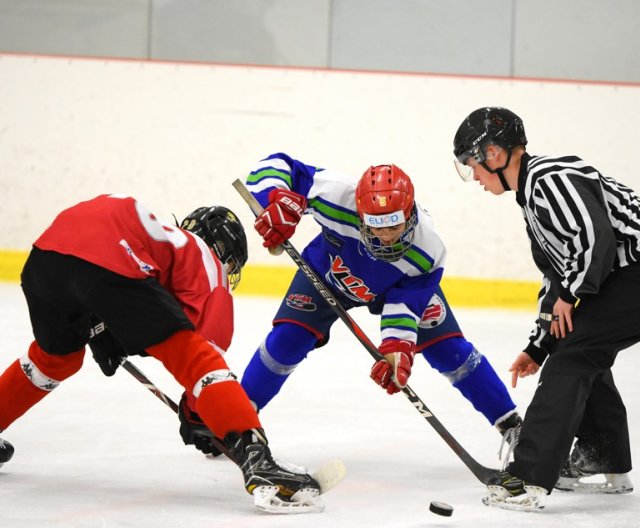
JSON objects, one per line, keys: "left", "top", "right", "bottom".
{"left": 482, "top": 470, "right": 546, "bottom": 512}
{"left": 225, "top": 428, "right": 324, "bottom": 513}
{"left": 496, "top": 412, "right": 522, "bottom": 469}
{"left": 0, "top": 435, "right": 14, "bottom": 468}
{"left": 555, "top": 443, "right": 633, "bottom": 494}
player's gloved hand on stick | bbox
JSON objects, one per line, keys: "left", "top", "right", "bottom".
{"left": 254, "top": 188, "right": 307, "bottom": 248}
{"left": 178, "top": 392, "right": 222, "bottom": 457}
{"left": 370, "top": 339, "right": 416, "bottom": 394}
{"left": 88, "top": 319, "right": 126, "bottom": 377}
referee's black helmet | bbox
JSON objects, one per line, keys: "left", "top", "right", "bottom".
{"left": 453, "top": 107, "right": 527, "bottom": 165}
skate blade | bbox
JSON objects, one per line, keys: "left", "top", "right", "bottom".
{"left": 482, "top": 485, "right": 546, "bottom": 512}
{"left": 253, "top": 486, "right": 324, "bottom": 514}
{"left": 555, "top": 475, "right": 633, "bottom": 494}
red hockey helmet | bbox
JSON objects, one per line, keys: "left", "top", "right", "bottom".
{"left": 356, "top": 165, "right": 414, "bottom": 219}
{"left": 355, "top": 164, "right": 417, "bottom": 261}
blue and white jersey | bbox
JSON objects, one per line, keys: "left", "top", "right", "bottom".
{"left": 246, "top": 152, "right": 447, "bottom": 345}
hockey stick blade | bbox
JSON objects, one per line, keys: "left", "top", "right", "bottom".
{"left": 123, "top": 359, "right": 346, "bottom": 513}
{"left": 233, "top": 179, "right": 498, "bottom": 485}
{"left": 121, "top": 358, "right": 350, "bottom": 487}
{"left": 314, "top": 459, "right": 347, "bottom": 495}
{"left": 253, "top": 460, "right": 346, "bottom": 514}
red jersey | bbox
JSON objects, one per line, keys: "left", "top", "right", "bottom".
{"left": 34, "top": 194, "right": 234, "bottom": 350}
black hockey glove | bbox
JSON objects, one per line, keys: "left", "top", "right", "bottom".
{"left": 178, "top": 392, "right": 222, "bottom": 457}
{"left": 88, "top": 318, "right": 126, "bottom": 377}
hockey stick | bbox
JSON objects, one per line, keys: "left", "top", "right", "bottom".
{"left": 121, "top": 359, "right": 179, "bottom": 413}
{"left": 233, "top": 179, "right": 497, "bottom": 485}
{"left": 120, "top": 358, "right": 237, "bottom": 461}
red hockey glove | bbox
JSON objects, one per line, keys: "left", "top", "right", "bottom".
{"left": 254, "top": 189, "right": 307, "bottom": 248}
{"left": 370, "top": 339, "right": 416, "bottom": 395}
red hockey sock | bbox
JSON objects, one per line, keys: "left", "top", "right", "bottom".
{"left": 0, "top": 341, "right": 84, "bottom": 430}
{"left": 146, "top": 330, "right": 261, "bottom": 438}
{"left": 27, "top": 341, "right": 85, "bottom": 380}
{"left": 146, "top": 330, "right": 228, "bottom": 389}
{"left": 196, "top": 382, "right": 261, "bottom": 439}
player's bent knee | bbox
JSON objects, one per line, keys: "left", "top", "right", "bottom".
{"left": 146, "top": 329, "right": 230, "bottom": 391}
{"left": 421, "top": 337, "right": 482, "bottom": 383}
{"left": 265, "top": 323, "right": 318, "bottom": 363}
{"left": 26, "top": 340, "right": 85, "bottom": 384}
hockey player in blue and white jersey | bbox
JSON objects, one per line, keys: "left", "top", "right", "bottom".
{"left": 240, "top": 152, "right": 521, "bottom": 455}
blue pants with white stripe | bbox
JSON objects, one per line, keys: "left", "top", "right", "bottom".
{"left": 241, "top": 270, "right": 516, "bottom": 425}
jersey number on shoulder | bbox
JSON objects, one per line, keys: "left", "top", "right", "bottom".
{"left": 135, "top": 201, "right": 188, "bottom": 248}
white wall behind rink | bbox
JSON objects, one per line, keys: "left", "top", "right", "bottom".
{"left": 1, "top": 54, "right": 638, "bottom": 282}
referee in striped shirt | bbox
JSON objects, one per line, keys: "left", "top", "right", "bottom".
{"left": 452, "top": 107, "right": 638, "bottom": 511}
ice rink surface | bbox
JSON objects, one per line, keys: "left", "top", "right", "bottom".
{"left": 0, "top": 281, "right": 638, "bottom": 528}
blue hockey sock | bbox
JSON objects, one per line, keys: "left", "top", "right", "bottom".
{"left": 240, "top": 323, "right": 317, "bottom": 410}
{"left": 451, "top": 356, "right": 516, "bottom": 425}
{"left": 421, "top": 336, "right": 516, "bottom": 425}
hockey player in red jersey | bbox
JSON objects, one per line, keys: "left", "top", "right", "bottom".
{"left": 0, "top": 194, "right": 326, "bottom": 513}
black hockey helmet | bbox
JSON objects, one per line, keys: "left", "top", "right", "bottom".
{"left": 453, "top": 107, "right": 527, "bottom": 166}
{"left": 181, "top": 206, "right": 248, "bottom": 290}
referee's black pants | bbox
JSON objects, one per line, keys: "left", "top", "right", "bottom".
{"left": 509, "top": 263, "right": 640, "bottom": 492}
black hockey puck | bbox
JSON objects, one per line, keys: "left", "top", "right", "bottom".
{"left": 429, "top": 501, "right": 453, "bottom": 516}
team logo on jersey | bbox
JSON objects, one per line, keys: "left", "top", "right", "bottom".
{"left": 419, "top": 294, "right": 447, "bottom": 328}
{"left": 323, "top": 230, "right": 344, "bottom": 250}
{"left": 285, "top": 293, "right": 317, "bottom": 312}
{"left": 326, "top": 255, "right": 376, "bottom": 303}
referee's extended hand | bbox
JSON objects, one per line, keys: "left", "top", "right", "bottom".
{"left": 509, "top": 352, "right": 540, "bottom": 388}
{"left": 550, "top": 298, "right": 574, "bottom": 339}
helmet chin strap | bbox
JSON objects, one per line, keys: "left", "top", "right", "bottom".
{"left": 496, "top": 169, "right": 511, "bottom": 192}
{"left": 481, "top": 149, "right": 513, "bottom": 191}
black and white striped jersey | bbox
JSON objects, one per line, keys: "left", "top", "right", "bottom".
{"left": 515, "top": 152, "right": 640, "bottom": 358}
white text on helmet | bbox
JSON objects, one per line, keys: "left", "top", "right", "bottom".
{"left": 472, "top": 130, "right": 487, "bottom": 146}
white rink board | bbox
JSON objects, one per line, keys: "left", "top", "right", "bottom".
{"left": 1, "top": 54, "right": 639, "bottom": 281}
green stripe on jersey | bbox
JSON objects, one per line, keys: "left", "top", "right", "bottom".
{"left": 404, "top": 248, "right": 433, "bottom": 273}
{"left": 381, "top": 317, "right": 418, "bottom": 331}
{"left": 247, "top": 168, "right": 293, "bottom": 188}
{"left": 309, "top": 198, "right": 360, "bottom": 228}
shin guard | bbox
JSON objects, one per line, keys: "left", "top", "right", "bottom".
{"left": 241, "top": 323, "right": 317, "bottom": 410}
{"left": 196, "top": 383, "right": 261, "bottom": 439}
{"left": 146, "top": 330, "right": 261, "bottom": 439}
{"left": 422, "top": 337, "right": 515, "bottom": 425}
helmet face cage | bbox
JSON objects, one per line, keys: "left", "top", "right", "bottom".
{"left": 181, "top": 206, "right": 248, "bottom": 290}
{"left": 356, "top": 164, "right": 417, "bottom": 262}
{"left": 359, "top": 206, "right": 417, "bottom": 262}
